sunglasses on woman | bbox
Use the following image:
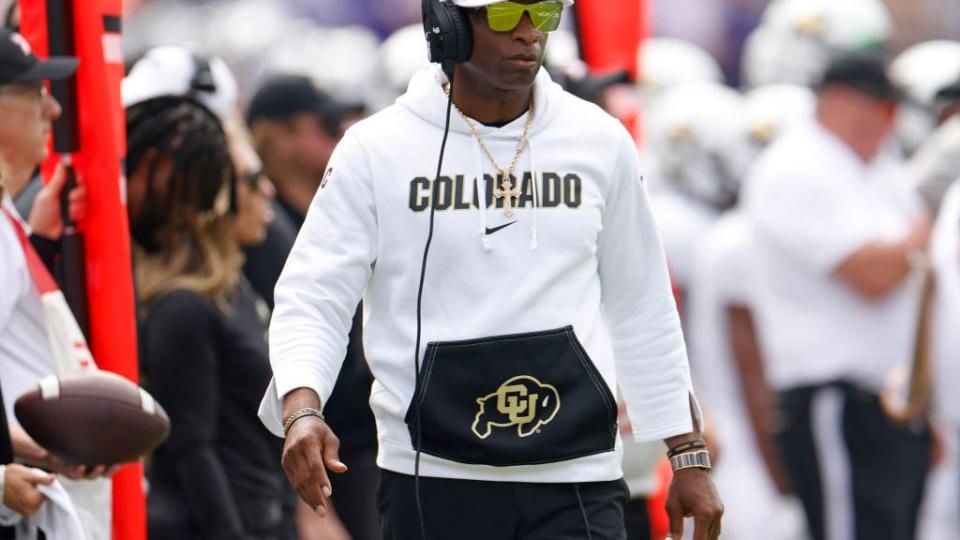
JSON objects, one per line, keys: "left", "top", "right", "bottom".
{"left": 483, "top": 1, "right": 564, "bottom": 33}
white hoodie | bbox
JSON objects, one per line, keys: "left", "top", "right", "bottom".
{"left": 259, "top": 65, "right": 698, "bottom": 483}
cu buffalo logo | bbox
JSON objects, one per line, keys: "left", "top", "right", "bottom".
{"left": 471, "top": 376, "right": 560, "bottom": 439}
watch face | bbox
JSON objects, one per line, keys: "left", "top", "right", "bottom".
{"left": 671, "top": 450, "right": 712, "bottom": 471}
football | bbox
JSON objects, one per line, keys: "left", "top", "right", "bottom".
{"left": 14, "top": 371, "right": 170, "bottom": 466}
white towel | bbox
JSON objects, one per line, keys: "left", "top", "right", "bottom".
{"left": 11, "top": 470, "right": 87, "bottom": 540}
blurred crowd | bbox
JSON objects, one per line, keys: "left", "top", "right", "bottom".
{"left": 2, "top": 0, "right": 960, "bottom": 539}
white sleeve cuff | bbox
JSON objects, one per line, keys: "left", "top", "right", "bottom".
{"left": 258, "top": 377, "right": 326, "bottom": 438}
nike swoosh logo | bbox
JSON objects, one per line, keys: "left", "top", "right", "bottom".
{"left": 485, "top": 221, "right": 518, "bottom": 235}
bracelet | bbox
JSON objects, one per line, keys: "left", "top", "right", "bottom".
{"left": 282, "top": 407, "right": 325, "bottom": 437}
{"left": 670, "top": 450, "right": 713, "bottom": 472}
{"left": 666, "top": 439, "right": 707, "bottom": 458}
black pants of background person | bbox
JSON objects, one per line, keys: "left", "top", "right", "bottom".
{"left": 624, "top": 497, "right": 653, "bottom": 540}
{"left": 378, "top": 469, "right": 629, "bottom": 540}
{"left": 776, "top": 382, "right": 931, "bottom": 540}
{"left": 328, "top": 448, "right": 380, "bottom": 540}
{"left": 148, "top": 481, "right": 292, "bottom": 540}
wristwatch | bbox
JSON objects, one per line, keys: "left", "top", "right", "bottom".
{"left": 669, "top": 450, "right": 712, "bottom": 472}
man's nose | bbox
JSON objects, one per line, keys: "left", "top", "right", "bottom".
{"left": 43, "top": 93, "right": 63, "bottom": 121}
{"left": 511, "top": 12, "right": 539, "bottom": 45}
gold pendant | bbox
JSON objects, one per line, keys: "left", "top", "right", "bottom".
{"left": 493, "top": 176, "right": 521, "bottom": 217}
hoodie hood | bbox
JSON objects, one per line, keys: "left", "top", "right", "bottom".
{"left": 397, "top": 64, "right": 563, "bottom": 139}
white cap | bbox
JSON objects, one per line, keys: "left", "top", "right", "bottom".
{"left": 450, "top": 0, "right": 574, "bottom": 7}
{"left": 122, "top": 46, "right": 239, "bottom": 121}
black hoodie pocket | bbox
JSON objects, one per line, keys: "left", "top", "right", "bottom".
{"left": 404, "top": 326, "right": 617, "bottom": 466}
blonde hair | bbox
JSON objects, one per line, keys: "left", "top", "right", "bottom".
{"left": 126, "top": 97, "right": 241, "bottom": 309}
{"left": 134, "top": 212, "right": 242, "bottom": 309}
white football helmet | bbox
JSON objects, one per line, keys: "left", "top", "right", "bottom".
{"left": 889, "top": 40, "right": 960, "bottom": 155}
{"left": 645, "top": 82, "right": 750, "bottom": 209}
{"left": 367, "top": 24, "right": 430, "bottom": 112}
{"left": 744, "top": 84, "right": 816, "bottom": 157}
{"left": 742, "top": 0, "right": 891, "bottom": 88}
{"left": 636, "top": 38, "right": 723, "bottom": 101}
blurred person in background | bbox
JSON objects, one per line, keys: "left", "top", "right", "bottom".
{"left": 620, "top": 37, "right": 723, "bottom": 540}
{"left": 644, "top": 82, "right": 749, "bottom": 309}
{"left": 889, "top": 41, "right": 960, "bottom": 540}
{"left": 246, "top": 75, "right": 343, "bottom": 232}
{"left": 743, "top": 55, "right": 932, "bottom": 540}
{"left": 686, "top": 83, "right": 816, "bottom": 540}
{"left": 925, "top": 174, "right": 960, "bottom": 539}
{"left": 125, "top": 94, "right": 292, "bottom": 540}
{"left": 740, "top": 0, "right": 892, "bottom": 90}
{"left": 635, "top": 38, "right": 724, "bottom": 201}
{"left": 246, "top": 73, "right": 380, "bottom": 540}
{"left": 889, "top": 40, "right": 960, "bottom": 159}
{"left": 889, "top": 41, "right": 960, "bottom": 215}
{"left": 0, "top": 28, "right": 119, "bottom": 540}
{"left": 243, "top": 74, "right": 342, "bottom": 308}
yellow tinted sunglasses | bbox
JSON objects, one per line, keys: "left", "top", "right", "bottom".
{"left": 484, "top": 1, "right": 564, "bottom": 33}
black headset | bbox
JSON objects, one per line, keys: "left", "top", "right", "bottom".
{"left": 421, "top": 0, "right": 473, "bottom": 79}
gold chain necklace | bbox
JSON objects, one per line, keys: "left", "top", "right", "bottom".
{"left": 444, "top": 83, "right": 534, "bottom": 217}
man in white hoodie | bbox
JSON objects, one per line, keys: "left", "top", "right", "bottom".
{"left": 260, "top": 1, "right": 722, "bottom": 538}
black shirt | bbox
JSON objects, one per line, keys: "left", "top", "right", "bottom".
{"left": 141, "top": 284, "right": 290, "bottom": 539}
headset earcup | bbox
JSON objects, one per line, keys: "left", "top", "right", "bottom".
{"left": 422, "top": 0, "right": 473, "bottom": 72}
{"left": 445, "top": 5, "right": 473, "bottom": 64}
{"left": 422, "top": 0, "right": 444, "bottom": 64}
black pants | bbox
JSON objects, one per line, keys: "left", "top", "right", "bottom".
{"left": 378, "top": 469, "right": 629, "bottom": 540}
{"left": 776, "top": 383, "right": 931, "bottom": 540}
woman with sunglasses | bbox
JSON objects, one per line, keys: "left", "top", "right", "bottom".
{"left": 265, "top": 1, "right": 723, "bottom": 539}
{"left": 126, "top": 96, "right": 293, "bottom": 540}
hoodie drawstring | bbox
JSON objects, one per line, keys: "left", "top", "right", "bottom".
{"left": 472, "top": 137, "right": 492, "bottom": 251}
{"left": 529, "top": 140, "right": 539, "bottom": 251}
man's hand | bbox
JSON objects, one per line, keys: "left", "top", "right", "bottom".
{"left": 665, "top": 468, "right": 724, "bottom": 540}
{"left": 281, "top": 388, "right": 348, "bottom": 517}
{"left": 48, "top": 455, "right": 120, "bottom": 480}
{"left": 28, "top": 161, "right": 87, "bottom": 240}
{"left": 3, "top": 464, "right": 54, "bottom": 517}
{"left": 11, "top": 425, "right": 118, "bottom": 480}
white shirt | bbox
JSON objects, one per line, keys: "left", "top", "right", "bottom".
{"left": 260, "top": 66, "right": 698, "bottom": 483}
{"left": 0, "top": 196, "right": 56, "bottom": 424}
{"left": 649, "top": 187, "right": 719, "bottom": 291}
{"left": 687, "top": 210, "right": 756, "bottom": 423}
{"left": 931, "top": 181, "right": 960, "bottom": 424}
{"left": 0, "top": 196, "right": 108, "bottom": 540}
{"left": 743, "top": 120, "right": 923, "bottom": 391}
